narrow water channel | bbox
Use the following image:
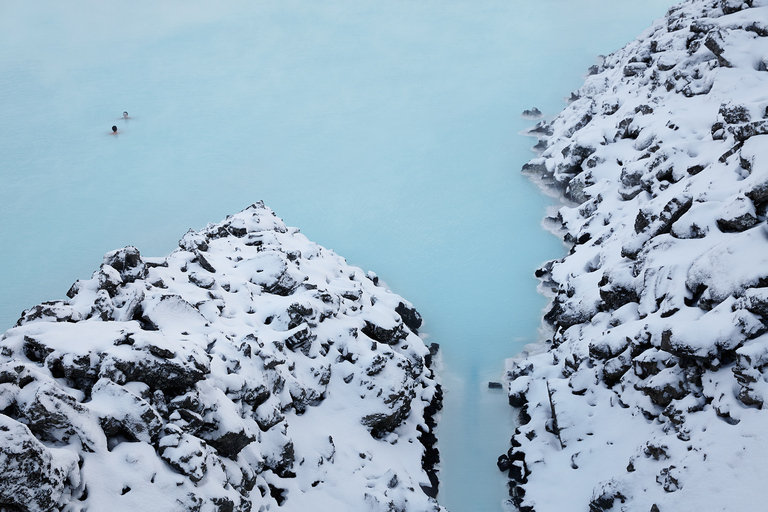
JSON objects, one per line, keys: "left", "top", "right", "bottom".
{"left": 0, "top": 1, "right": 675, "bottom": 510}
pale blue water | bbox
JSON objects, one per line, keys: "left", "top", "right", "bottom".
{"left": 0, "top": 1, "right": 675, "bottom": 510}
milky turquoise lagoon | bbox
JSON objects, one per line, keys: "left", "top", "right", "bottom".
{"left": 0, "top": 1, "right": 676, "bottom": 510}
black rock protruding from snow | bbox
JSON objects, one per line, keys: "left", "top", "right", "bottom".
{"left": 507, "top": 1, "right": 768, "bottom": 511}
{"left": 0, "top": 202, "right": 442, "bottom": 512}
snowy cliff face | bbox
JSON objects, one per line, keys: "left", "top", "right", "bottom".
{"left": 0, "top": 202, "right": 442, "bottom": 512}
{"left": 502, "top": 1, "right": 768, "bottom": 511}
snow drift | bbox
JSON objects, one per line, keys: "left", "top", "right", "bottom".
{"left": 503, "top": 0, "right": 768, "bottom": 511}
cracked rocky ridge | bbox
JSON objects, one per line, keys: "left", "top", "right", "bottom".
{"left": 503, "top": 0, "right": 768, "bottom": 511}
{"left": 0, "top": 202, "right": 442, "bottom": 512}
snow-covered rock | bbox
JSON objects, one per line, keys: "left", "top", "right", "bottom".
{"left": 0, "top": 202, "right": 442, "bottom": 512}
{"left": 506, "top": 1, "right": 768, "bottom": 511}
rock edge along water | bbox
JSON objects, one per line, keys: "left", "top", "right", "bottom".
{"left": 0, "top": 202, "right": 443, "bottom": 512}
{"left": 501, "top": 1, "right": 768, "bottom": 511}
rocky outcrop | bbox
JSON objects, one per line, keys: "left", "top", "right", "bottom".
{"left": 0, "top": 202, "right": 442, "bottom": 512}
{"left": 506, "top": 1, "right": 768, "bottom": 511}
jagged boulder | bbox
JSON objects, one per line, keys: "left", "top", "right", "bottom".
{"left": 102, "top": 246, "right": 147, "bottom": 283}
{"left": 395, "top": 302, "right": 423, "bottom": 333}
{"left": 89, "top": 378, "right": 163, "bottom": 444}
{"left": 0, "top": 415, "right": 77, "bottom": 512}
{"left": 716, "top": 195, "right": 759, "bottom": 232}
{"left": 362, "top": 320, "right": 408, "bottom": 345}
{"left": 589, "top": 480, "right": 628, "bottom": 512}
{"left": 17, "top": 381, "right": 105, "bottom": 451}
{"left": 158, "top": 429, "right": 215, "bottom": 482}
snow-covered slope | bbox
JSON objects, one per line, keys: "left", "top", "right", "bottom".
{"left": 502, "top": 0, "right": 768, "bottom": 511}
{"left": 0, "top": 202, "right": 442, "bottom": 512}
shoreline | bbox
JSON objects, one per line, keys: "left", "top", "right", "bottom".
{"left": 500, "top": 0, "right": 768, "bottom": 510}
{"left": 420, "top": 342, "right": 444, "bottom": 500}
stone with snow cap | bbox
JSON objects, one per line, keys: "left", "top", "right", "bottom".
{"left": 0, "top": 415, "right": 78, "bottom": 512}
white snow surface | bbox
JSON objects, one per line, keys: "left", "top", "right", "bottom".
{"left": 0, "top": 202, "right": 441, "bottom": 512}
{"left": 507, "top": 0, "right": 768, "bottom": 511}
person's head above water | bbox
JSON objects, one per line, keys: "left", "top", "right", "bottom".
{"left": 112, "top": 126, "right": 118, "bottom": 133}
{"left": 123, "top": 111, "right": 128, "bottom": 118}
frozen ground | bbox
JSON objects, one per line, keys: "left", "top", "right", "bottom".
{"left": 0, "top": 1, "right": 674, "bottom": 510}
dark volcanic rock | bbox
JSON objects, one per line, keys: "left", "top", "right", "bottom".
{"left": 361, "top": 390, "right": 414, "bottom": 439}
{"left": 589, "top": 480, "right": 627, "bottom": 512}
{"left": 0, "top": 415, "right": 75, "bottom": 512}
{"left": 522, "top": 107, "right": 543, "bottom": 118}
{"left": 395, "top": 302, "right": 423, "bottom": 333}
{"left": 103, "top": 246, "right": 147, "bottom": 283}
{"left": 362, "top": 320, "right": 408, "bottom": 345}
{"left": 91, "top": 378, "right": 163, "bottom": 444}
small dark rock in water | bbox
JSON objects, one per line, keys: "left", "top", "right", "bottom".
{"left": 522, "top": 107, "right": 543, "bottom": 119}
{"left": 527, "top": 120, "right": 553, "bottom": 136}
{"left": 488, "top": 381, "right": 503, "bottom": 389}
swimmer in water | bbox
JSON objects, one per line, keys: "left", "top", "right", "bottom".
{"left": 123, "top": 111, "right": 129, "bottom": 119}
{"left": 111, "top": 125, "right": 118, "bottom": 134}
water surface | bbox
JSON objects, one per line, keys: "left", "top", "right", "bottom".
{"left": 0, "top": 1, "right": 675, "bottom": 510}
